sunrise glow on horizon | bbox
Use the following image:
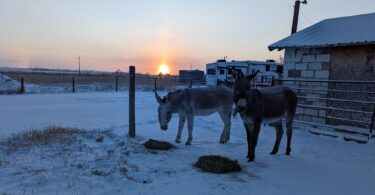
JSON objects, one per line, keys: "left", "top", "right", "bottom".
{"left": 1, "top": 0, "right": 375, "bottom": 74}
{"left": 158, "top": 64, "right": 170, "bottom": 75}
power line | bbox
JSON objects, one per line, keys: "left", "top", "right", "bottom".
{"left": 300, "top": 9, "right": 313, "bottom": 24}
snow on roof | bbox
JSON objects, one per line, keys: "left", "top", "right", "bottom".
{"left": 269, "top": 12, "right": 375, "bottom": 50}
{"left": 208, "top": 60, "right": 282, "bottom": 66}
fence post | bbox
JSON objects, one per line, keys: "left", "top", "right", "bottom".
{"left": 20, "top": 77, "right": 24, "bottom": 94}
{"left": 369, "top": 106, "right": 375, "bottom": 141}
{"left": 115, "top": 76, "right": 118, "bottom": 92}
{"left": 189, "top": 79, "right": 192, "bottom": 88}
{"left": 72, "top": 77, "right": 75, "bottom": 93}
{"left": 153, "top": 77, "right": 157, "bottom": 92}
{"left": 129, "top": 66, "right": 136, "bottom": 137}
{"left": 271, "top": 76, "right": 275, "bottom": 86}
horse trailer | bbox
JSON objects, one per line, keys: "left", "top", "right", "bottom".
{"left": 205, "top": 59, "right": 283, "bottom": 86}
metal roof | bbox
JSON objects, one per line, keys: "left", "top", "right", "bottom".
{"left": 268, "top": 12, "right": 375, "bottom": 50}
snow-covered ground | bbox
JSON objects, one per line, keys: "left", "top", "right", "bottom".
{"left": 0, "top": 74, "right": 20, "bottom": 93}
{"left": 0, "top": 92, "right": 374, "bottom": 195}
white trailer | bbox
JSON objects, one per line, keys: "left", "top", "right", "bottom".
{"left": 205, "top": 59, "right": 283, "bottom": 86}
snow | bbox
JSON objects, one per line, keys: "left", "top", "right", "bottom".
{"left": 0, "top": 74, "right": 20, "bottom": 93}
{"left": 269, "top": 12, "right": 375, "bottom": 50}
{"left": 0, "top": 91, "right": 374, "bottom": 195}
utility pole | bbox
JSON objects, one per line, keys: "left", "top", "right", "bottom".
{"left": 78, "top": 55, "right": 81, "bottom": 75}
{"left": 291, "top": 0, "right": 307, "bottom": 35}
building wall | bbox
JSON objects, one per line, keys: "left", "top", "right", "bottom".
{"left": 179, "top": 70, "right": 205, "bottom": 82}
{"left": 283, "top": 45, "right": 375, "bottom": 127}
{"left": 328, "top": 45, "right": 375, "bottom": 127}
{"left": 283, "top": 47, "right": 332, "bottom": 124}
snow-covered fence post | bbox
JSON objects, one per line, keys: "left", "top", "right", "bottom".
{"left": 72, "top": 77, "right": 75, "bottom": 93}
{"left": 128, "top": 66, "right": 136, "bottom": 137}
{"left": 20, "top": 77, "right": 24, "bottom": 94}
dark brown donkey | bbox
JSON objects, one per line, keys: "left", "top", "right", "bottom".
{"left": 231, "top": 69, "right": 298, "bottom": 162}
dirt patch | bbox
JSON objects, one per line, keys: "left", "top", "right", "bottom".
{"left": 194, "top": 155, "right": 241, "bottom": 174}
{"left": 144, "top": 139, "right": 174, "bottom": 150}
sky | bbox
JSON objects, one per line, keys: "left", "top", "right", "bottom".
{"left": 0, "top": 0, "right": 374, "bottom": 74}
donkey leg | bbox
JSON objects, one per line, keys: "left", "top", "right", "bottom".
{"left": 175, "top": 115, "right": 186, "bottom": 143}
{"left": 219, "top": 111, "right": 231, "bottom": 143}
{"left": 249, "top": 121, "right": 261, "bottom": 162}
{"left": 186, "top": 114, "right": 194, "bottom": 145}
{"left": 285, "top": 117, "right": 293, "bottom": 155}
{"left": 271, "top": 120, "right": 284, "bottom": 155}
{"left": 244, "top": 123, "right": 253, "bottom": 160}
{"left": 226, "top": 111, "right": 232, "bottom": 141}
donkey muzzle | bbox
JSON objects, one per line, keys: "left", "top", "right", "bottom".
{"left": 236, "top": 106, "right": 246, "bottom": 113}
{"left": 235, "top": 98, "right": 247, "bottom": 113}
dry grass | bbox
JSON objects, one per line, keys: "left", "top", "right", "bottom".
{"left": 194, "top": 155, "right": 242, "bottom": 174}
{"left": 0, "top": 127, "right": 88, "bottom": 153}
{"left": 144, "top": 139, "right": 174, "bottom": 150}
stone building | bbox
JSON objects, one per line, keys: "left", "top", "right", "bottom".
{"left": 268, "top": 13, "right": 375, "bottom": 128}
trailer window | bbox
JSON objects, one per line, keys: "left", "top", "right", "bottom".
{"left": 207, "top": 68, "right": 216, "bottom": 75}
{"left": 219, "top": 69, "right": 225, "bottom": 75}
{"left": 265, "top": 65, "right": 270, "bottom": 71}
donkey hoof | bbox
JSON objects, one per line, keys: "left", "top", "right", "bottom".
{"left": 247, "top": 158, "right": 254, "bottom": 162}
{"left": 270, "top": 151, "right": 278, "bottom": 155}
{"left": 185, "top": 142, "right": 191, "bottom": 145}
{"left": 286, "top": 149, "right": 291, "bottom": 155}
{"left": 219, "top": 139, "right": 227, "bottom": 144}
{"left": 175, "top": 139, "right": 181, "bottom": 143}
{"left": 247, "top": 155, "right": 255, "bottom": 162}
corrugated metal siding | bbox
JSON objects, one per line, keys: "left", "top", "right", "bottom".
{"left": 269, "top": 12, "right": 375, "bottom": 50}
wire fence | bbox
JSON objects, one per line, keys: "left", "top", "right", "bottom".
{"left": 252, "top": 77, "right": 375, "bottom": 138}
{"left": 0, "top": 72, "right": 184, "bottom": 94}
{"left": 2, "top": 71, "right": 374, "bottom": 138}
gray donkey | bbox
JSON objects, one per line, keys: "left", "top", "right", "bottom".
{"left": 231, "top": 69, "right": 298, "bottom": 162}
{"left": 155, "top": 86, "right": 233, "bottom": 145}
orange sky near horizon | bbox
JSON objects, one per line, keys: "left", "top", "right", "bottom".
{"left": 1, "top": 0, "right": 375, "bottom": 75}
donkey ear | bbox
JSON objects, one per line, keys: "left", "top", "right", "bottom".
{"left": 248, "top": 70, "right": 259, "bottom": 81}
{"left": 155, "top": 91, "right": 163, "bottom": 104}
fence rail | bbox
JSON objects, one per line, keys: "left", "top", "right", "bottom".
{"left": 271, "top": 78, "right": 375, "bottom": 140}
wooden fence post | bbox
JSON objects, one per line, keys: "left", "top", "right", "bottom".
{"left": 72, "top": 77, "right": 75, "bottom": 93}
{"left": 189, "top": 79, "right": 192, "bottom": 88}
{"left": 115, "top": 76, "right": 119, "bottom": 92}
{"left": 20, "top": 77, "right": 24, "bottom": 94}
{"left": 153, "top": 77, "right": 157, "bottom": 92}
{"left": 369, "top": 106, "right": 375, "bottom": 141}
{"left": 271, "top": 76, "right": 276, "bottom": 86}
{"left": 129, "top": 66, "right": 136, "bottom": 137}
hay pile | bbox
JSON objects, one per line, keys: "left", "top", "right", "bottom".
{"left": 194, "top": 155, "right": 241, "bottom": 173}
{"left": 144, "top": 139, "right": 174, "bottom": 150}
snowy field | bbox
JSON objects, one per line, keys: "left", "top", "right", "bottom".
{"left": 0, "top": 92, "right": 374, "bottom": 195}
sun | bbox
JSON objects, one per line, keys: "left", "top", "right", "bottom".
{"left": 158, "top": 64, "right": 170, "bottom": 75}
